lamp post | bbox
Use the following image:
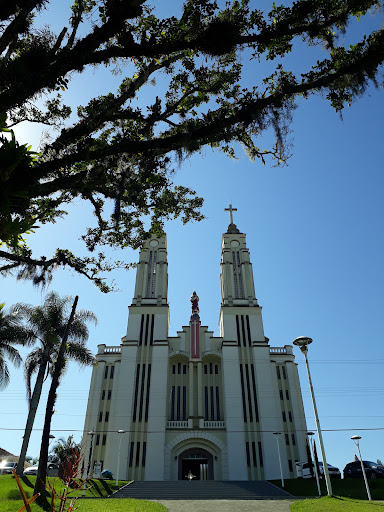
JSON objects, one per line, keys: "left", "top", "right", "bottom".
{"left": 293, "top": 336, "right": 332, "bottom": 497}
{"left": 351, "top": 435, "right": 371, "bottom": 501}
{"left": 86, "top": 430, "right": 95, "bottom": 478}
{"left": 272, "top": 432, "right": 284, "bottom": 488}
{"left": 307, "top": 431, "right": 321, "bottom": 496}
{"left": 115, "top": 430, "right": 125, "bottom": 488}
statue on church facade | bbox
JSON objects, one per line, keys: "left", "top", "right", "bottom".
{"left": 190, "top": 291, "right": 199, "bottom": 314}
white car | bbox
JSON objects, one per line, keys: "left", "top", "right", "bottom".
{"left": 0, "top": 461, "right": 18, "bottom": 474}
{"left": 296, "top": 461, "right": 341, "bottom": 479}
{"left": 23, "top": 463, "right": 59, "bottom": 477}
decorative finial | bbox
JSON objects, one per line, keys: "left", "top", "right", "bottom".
{"left": 225, "top": 204, "right": 237, "bottom": 225}
{"left": 190, "top": 291, "right": 199, "bottom": 315}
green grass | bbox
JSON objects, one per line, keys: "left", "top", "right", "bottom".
{"left": 0, "top": 475, "right": 166, "bottom": 512}
{"left": 291, "top": 496, "right": 384, "bottom": 512}
{"left": 78, "top": 499, "right": 167, "bottom": 511}
{"left": 271, "top": 478, "right": 384, "bottom": 500}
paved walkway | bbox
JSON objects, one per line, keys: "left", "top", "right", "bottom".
{"left": 152, "top": 499, "right": 294, "bottom": 512}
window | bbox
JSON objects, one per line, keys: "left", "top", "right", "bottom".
{"left": 110, "top": 366, "right": 115, "bottom": 379}
{"left": 204, "top": 365, "right": 207, "bottom": 375}
{"left": 276, "top": 366, "right": 281, "bottom": 380}
{"left": 108, "top": 390, "right": 111, "bottom": 400}
{"left": 204, "top": 387, "right": 208, "bottom": 420}
{"left": 104, "top": 366, "right": 108, "bottom": 379}
{"left": 279, "top": 390, "right": 283, "bottom": 400}
{"left": 102, "top": 390, "right": 105, "bottom": 400}
{"left": 96, "top": 434, "right": 100, "bottom": 446}
{"left": 285, "top": 390, "right": 290, "bottom": 400}
{"left": 142, "top": 442, "right": 147, "bottom": 467}
{"left": 99, "top": 411, "right": 103, "bottom": 422}
{"left": 178, "top": 363, "right": 181, "bottom": 375}
{"left": 171, "top": 386, "right": 175, "bottom": 421}
{"left": 182, "top": 386, "right": 186, "bottom": 421}
{"left": 105, "top": 411, "right": 109, "bottom": 422}
{"left": 129, "top": 443, "right": 134, "bottom": 467}
{"left": 282, "top": 366, "right": 286, "bottom": 379}
{"left": 288, "top": 459, "right": 293, "bottom": 472}
{"left": 183, "top": 365, "right": 187, "bottom": 375}
{"left": 172, "top": 365, "right": 175, "bottom": 374}
{"left": 288, "top": 411, "right": 292, "bottom": 422}
{"left": 258, "top": 442, "right": 263, "bottom": 467}
{"left": 291, "top": 434, "right": 296, "bottom": 446}
{"left": 102, "top": 434, "right": 106, "bottom": 446}
{"left": 209, "top": 363, "right": 213, "bottom": 374}
{"left": 215, "top": 365, "right": 218, "bottom": 375}
{"left": 135, "top": 442, "right": 141, "bottom": 467}
{"left": 282, "top": 411, "right": 286, "bottom": 422}
{"left": 285, "top": 434, "right": 289, "bottom": 445}
{"left": 245, "top": 442, "right": 250, "bottom": 467}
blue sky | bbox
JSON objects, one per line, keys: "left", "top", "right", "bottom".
{"left": 1, "top": 0, "right": 384, "bottom": 475}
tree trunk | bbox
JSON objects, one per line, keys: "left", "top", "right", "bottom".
{"left": 34, "top": 296, "right": 79, "bottom": 502}
{"left": 16, "top": 359, "right": 48, "bottom": 476}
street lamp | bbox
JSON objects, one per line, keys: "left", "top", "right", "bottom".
{"left": 293, "top": 336, "right": 332, "bottom": 497}
{"left": 272, "top": 432, "right": 284, "bottom": 488}
{"left": 351, "top": 435, "right": 371, "bottom": 501}
{"left": 307, "top": 431, "right": 321, "bottom": 496}
{"left": 115, "top": 430, "right": 126, "bottom": 488}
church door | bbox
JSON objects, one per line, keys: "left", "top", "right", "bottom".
{"left": 178, "top": 448, "right": 214, "bottom": 480}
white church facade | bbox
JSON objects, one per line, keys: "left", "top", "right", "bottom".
{"left": 83, "top": 213, "right": 308, "bottom": 481}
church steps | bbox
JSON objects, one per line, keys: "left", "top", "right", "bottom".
{"left": 109, "top": 480, "right": 292, "bottom": 500}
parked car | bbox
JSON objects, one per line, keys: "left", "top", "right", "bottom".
{"left": 23, "top": 463, "right": 59, "bottom": 477}
{"left": 296, "top": 461, "right": 341, "bottom": 479}
{"left": 344, "top": 461, "right": 384, "bottom": 479}
{"left": 0, "top": 461, "right": 18, "bottom": 474}
{"left": 318, "top": 462, "right": 341, "bottom": 479}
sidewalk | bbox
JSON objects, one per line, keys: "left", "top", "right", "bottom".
{"left": 152, "top": 499, "right": 293, "bottom": 512}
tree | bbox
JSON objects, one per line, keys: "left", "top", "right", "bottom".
{"left": 15, "top": 291, "right": 96, "bottom": 476}
{"left": 0, "top": 302, "right": 27, "bottom": 388}
{"left": 49, "top": 435, "right": 81, "bottom": 479}
{"left": 1, "top": 0, "right": 383, "bottom": 291}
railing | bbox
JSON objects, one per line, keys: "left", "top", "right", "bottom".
{"left": 203, "top": 421, "right": 225, "bottom": 429}
{"left": 269, "top": 347, "right": 287, "bottom": 355}
{"left": 103, "top": 346, "right": 121, "bottom": 354}
{"left": 167, "top": 421, "right": 189, "bottom": 429}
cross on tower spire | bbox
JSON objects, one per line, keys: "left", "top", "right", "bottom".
{"left": 225, "top": 204, "right": 237, "bottom": 225}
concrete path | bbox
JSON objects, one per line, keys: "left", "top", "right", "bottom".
{"left": 152, "top": 499, "right": 294, "bottom": 512}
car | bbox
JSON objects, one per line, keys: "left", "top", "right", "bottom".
{"left": 296, "top": 461, "right": 341, "bottom": 479}
{"left": 0, "top": 461, "right": 18, "bottom": 474}
{"left": 23, "top": 463, "right": 59, "bottom": 477}
{"left": 343, "top": 461, "right": 384, "bottom": 479}
{"left": 318, "top": 462, "right": 341, "bottom": 479}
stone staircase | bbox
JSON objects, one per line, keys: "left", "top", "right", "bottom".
{"left": 110, "top": 480, "right": 291, "bottom": 500}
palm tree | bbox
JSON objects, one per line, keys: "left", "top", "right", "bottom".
{"left": 0, "top": 302, "right": 26, "bottom": 389}
{"left": 16, "top": 291, "right": 96, "bottom": 476}
{"left": 49, "top": 435, "right": 81, "bottom": 479}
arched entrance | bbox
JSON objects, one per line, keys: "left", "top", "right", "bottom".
{"left": 178, "top": 447, "right": 214, "bottom": 480}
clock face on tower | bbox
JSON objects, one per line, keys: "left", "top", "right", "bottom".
{"left": 230, "top": 240, "right": 240, "bottom": 248}
{"left": 149, "top": 239, "right": 159, "bottom": 247}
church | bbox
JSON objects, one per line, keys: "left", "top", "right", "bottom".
{"left": 83, "top": 208, "right": 308, "bottom": 481}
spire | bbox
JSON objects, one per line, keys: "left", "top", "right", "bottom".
{"left": 220, "top": 209, "right": 258, "bottom": 307}
{"left": 131, "top": 235, "right": 168, "bottom": 306}
{"left": 224, "top": 203, "right": 240, "bottom": 234}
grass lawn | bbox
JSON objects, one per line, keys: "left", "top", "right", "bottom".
{"left": 291, "top": 496, "right": 384, "bottom": 511}
{"left": 0, "top": 475, "right": 166, "bottom": 512}
{"left": 271, "top": 478, "right": 384, "bottom": 500}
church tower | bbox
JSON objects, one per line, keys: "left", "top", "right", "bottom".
{"left": 219, "top": 205, "right": 307, "bottom": 480}
{"left": 83, "top": 213, "right": 307, "bottom": 481}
